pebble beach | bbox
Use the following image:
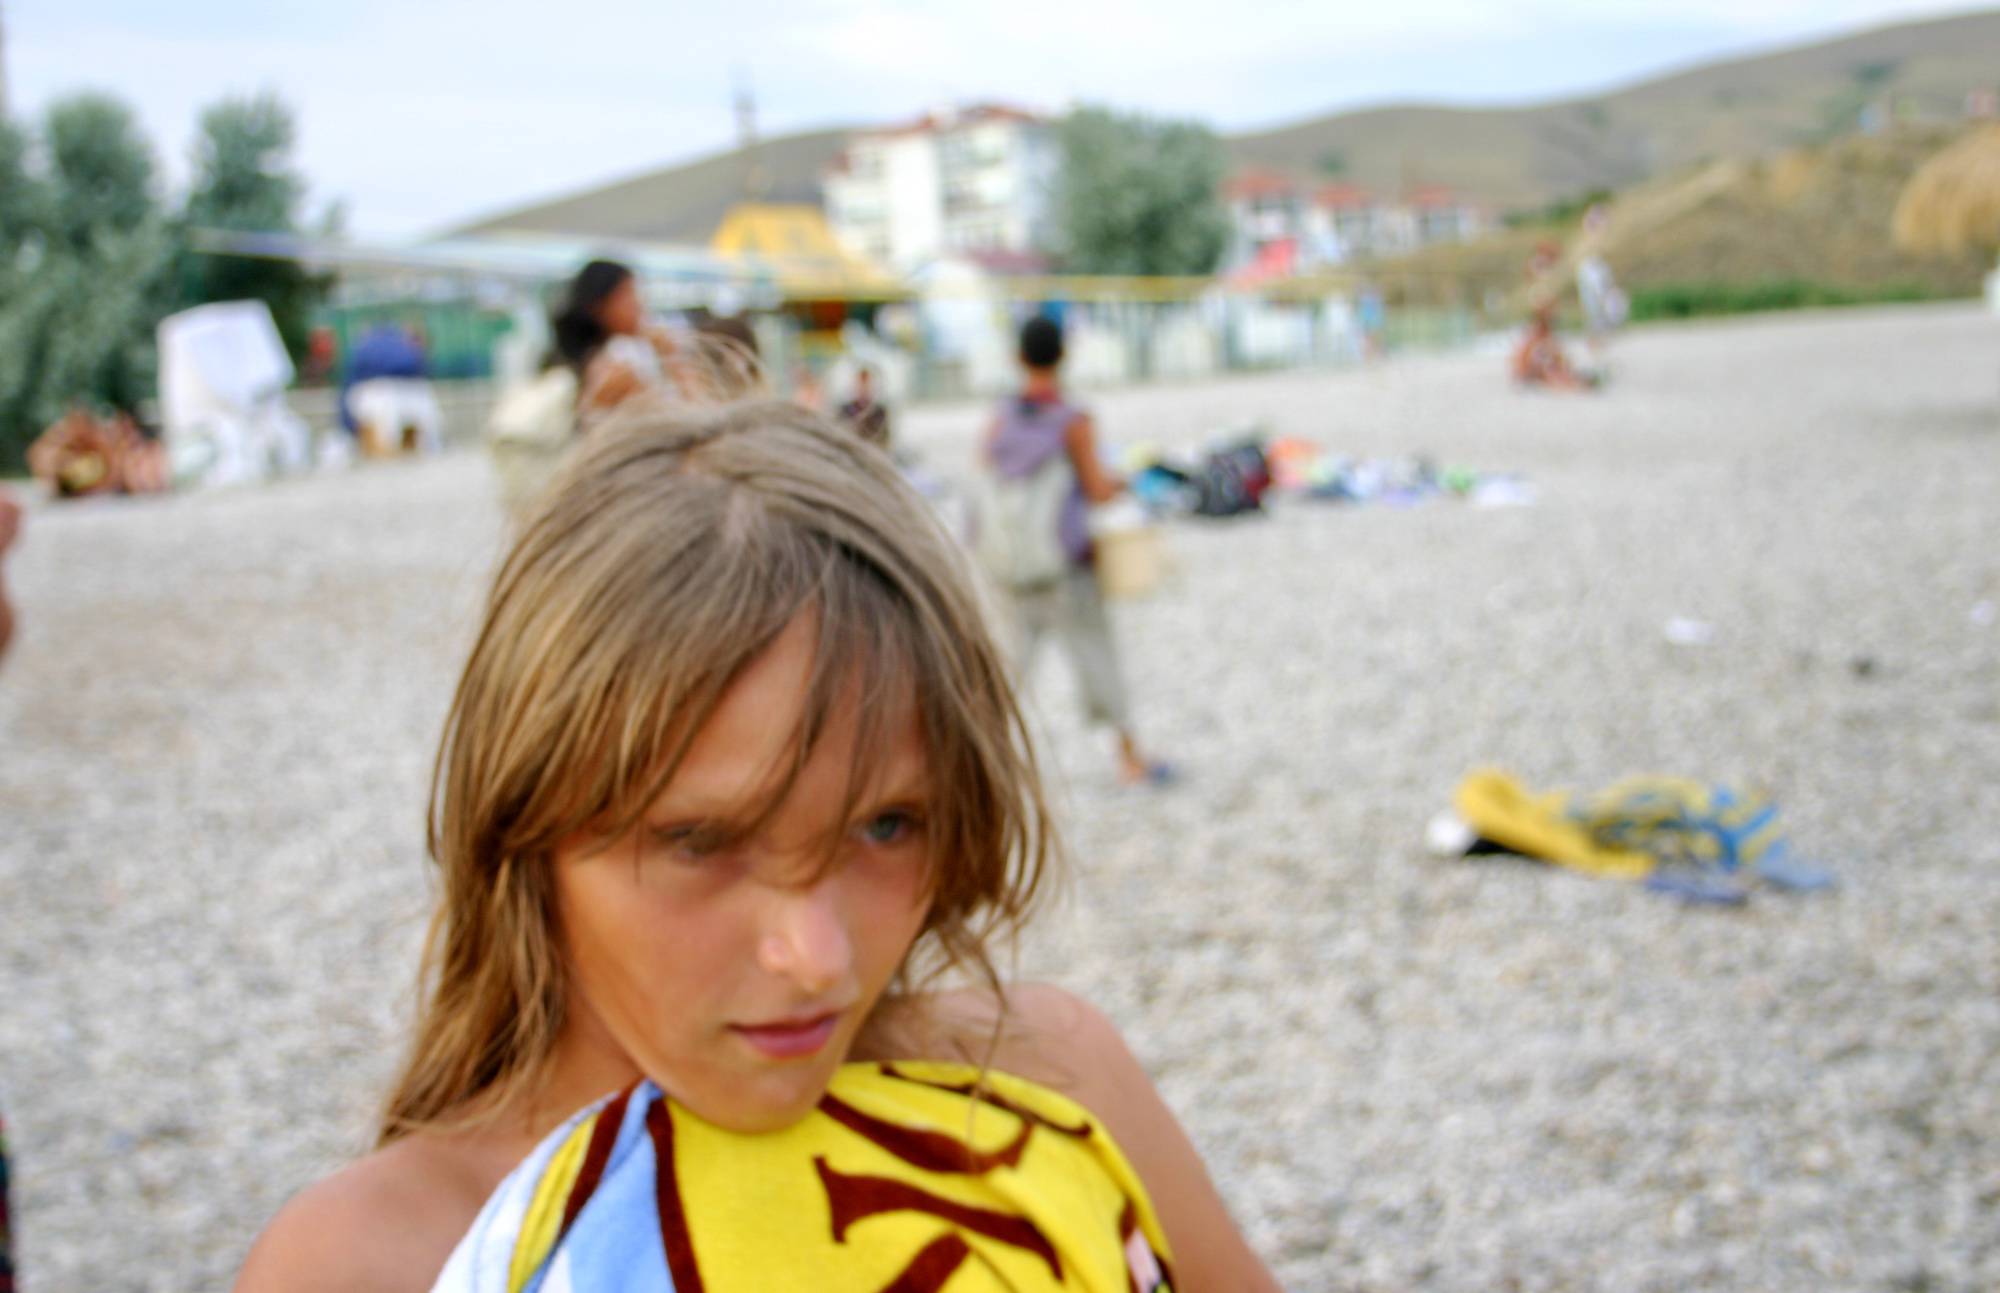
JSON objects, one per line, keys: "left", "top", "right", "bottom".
{"left": 2, "top": 303, "right": 1996, "bottom": 1290}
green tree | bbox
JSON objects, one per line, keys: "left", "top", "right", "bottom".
{"left": 0, "top": 93, "right": 170, "bottom": 470}
{"left": 1053, "top": 106, "right": 1229, "bottom": 276}
{"left": 43, "top": 94, "right": 158, "bottom": 249}
{"left": 174, "top": 91, "right": 324, "bottom": 356}
{"left": 0, "top": 116, "right": 47, "bottom": 469}
{"left": 0, "top": 90, "right": 333, "bottom": 471}
{"left": 0, "top": 117, "right": 47, "bottom": 255}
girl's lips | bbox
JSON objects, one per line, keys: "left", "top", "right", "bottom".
{"left": 730, "top": 1012, "right": 840, "bottom": 1060}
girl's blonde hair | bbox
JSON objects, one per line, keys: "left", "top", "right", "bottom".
{"left": 379, "top": 398, "right": 1054, "bottom": 1142}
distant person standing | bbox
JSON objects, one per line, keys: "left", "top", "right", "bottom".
{"left": 981, "top": 316, "right": 1170, "bottom": 786}
{"left": 1357, "top": 283, "right": 1387, "bottom": 359}
{"left": 838, "top": 366, "right": 891, "bottom": 449}
{"left": 1574, "top": 204, "right": 1627, "bottom": 374}
{"left": 551, "top": 259, "right": 683, "bottom": 418}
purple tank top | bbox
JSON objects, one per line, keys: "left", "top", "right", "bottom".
{"left": 988, "top": 395, "right": 1090, "bottom": 565}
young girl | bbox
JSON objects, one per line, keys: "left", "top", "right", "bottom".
{"left": 236, "top": 399, "right": 1278, "bottom": 1291}
{"left": 551, "top": 260, "right": 690, "bottom": 416}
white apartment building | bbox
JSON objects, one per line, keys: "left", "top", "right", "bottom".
{"left": 824, "top": 105, "right": 1059, "bottom": 270}
{"left": 1222, "top": 168, "right": 1490, "bottom": 272}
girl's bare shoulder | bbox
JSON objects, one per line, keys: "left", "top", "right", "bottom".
{"left": 233, "top": 1131, "right": 500, "bottom": 1293}
{"left": 866, "top": 982, "right": 1132, "bottom": 1107}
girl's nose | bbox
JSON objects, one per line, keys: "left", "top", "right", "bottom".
{"left": 757, "top": 882, "right": 853, "bottom": 996}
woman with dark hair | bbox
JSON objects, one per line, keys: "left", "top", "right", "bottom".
{"left": 550, "top": 259, "right": 683, "bottom": 415}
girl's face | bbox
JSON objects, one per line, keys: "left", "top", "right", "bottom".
{"left": 552, "top": 614, "right": 934, "bottom": 1132}
{"left": 596, "top": 275, "right": 644, "bottom": 336}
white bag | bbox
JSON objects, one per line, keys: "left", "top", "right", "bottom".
{"left": 488, "top": 368, "right": 577, "bottom": 446}
{"left": 487, "top": 368, "right": 580, "bottom": 517}
{"left": 971, "top": 454, "right": 1072, "bottom": 591}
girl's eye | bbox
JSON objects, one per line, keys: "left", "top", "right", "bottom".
{"left": 651, "top": 824, "right": 726, "bottom": 862}
{"left": 859, "top": 811, "right": 918, "bottom": 847}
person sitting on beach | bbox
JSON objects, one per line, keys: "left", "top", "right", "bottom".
{"left": 1512, "top": 308, "right": 1587, "bottom": 390}
{"left": 982, "top": 316, "right": 1171, "bottom": 787}
{"left": 1513, "top": 241, "right": 1592, "bottom": 392}
{"left": 235, "top": 400, "right": 1278, "bottom": 1291}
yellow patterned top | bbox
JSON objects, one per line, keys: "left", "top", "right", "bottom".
{"left": 433, "top": 1060, "right": 1175, "bottom": 1292}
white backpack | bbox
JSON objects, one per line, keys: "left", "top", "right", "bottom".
{"left": 973, "top": 451, "right": 1073, "bottom": 591}
{"left": 487, "top": 367, "right": 578, "bottom": 447}
{"left": 486, "top": 368, "right": 580, "bottom": 517}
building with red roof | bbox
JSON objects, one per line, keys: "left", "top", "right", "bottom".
{"left": 1221, "top": 169, "right": 1491, "bottom": 274}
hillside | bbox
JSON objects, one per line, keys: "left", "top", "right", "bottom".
{"left": 450, "top": 127, "right": 854, "bottom": 244}
{"left": 453, "top": 9, "right": 2000, "bottom": 241}
{"left": 1371, "top": 125, "right": 1995, "bottom": 310}
{"left": 1228, "top": 9, "right": 2000, "bottom": 208}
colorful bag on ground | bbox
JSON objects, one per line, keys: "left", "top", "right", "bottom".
{"left": 1446, "top": 768, "right": 1833, "bottom": 903}
{"left": 1190, "top": 441, "right": 1270, "bottom": 517}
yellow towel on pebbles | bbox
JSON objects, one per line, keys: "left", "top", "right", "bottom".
{"left": 1451, "top": 768, "right": 1657, "bottom": 880}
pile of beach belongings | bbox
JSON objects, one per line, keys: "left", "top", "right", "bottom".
{"left": 1270, "top": 436, "right": 1536, "bottom": 508}
{"left": 1428, "top": 768, "right": 1836, "bottom": 905}
{"left": 1124, "top": 432, "right": 1532, "bottom": 518}
{"left": 1127, "top": 435, "right": 1272, "bottom": 518}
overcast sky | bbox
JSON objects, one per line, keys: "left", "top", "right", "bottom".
{"left": 4, "top": 0, "right": 1982, "bottom": 237}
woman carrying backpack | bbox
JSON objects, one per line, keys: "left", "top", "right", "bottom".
{"left": 982, "top": 317, "right": 1171, "bottom": 786}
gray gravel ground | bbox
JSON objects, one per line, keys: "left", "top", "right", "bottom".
{"left": 2, "top": 304, "right": 1996, "bottom": 1291}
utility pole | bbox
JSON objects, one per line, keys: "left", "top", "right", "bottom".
{"left": 734, "top": 70, "right": 769, "bottom": 200}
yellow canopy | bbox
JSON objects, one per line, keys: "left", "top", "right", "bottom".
{"left": 710, "top": 204, "right": 909, "bottom": 303}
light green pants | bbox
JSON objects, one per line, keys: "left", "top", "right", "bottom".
{"left": 1008, "top": 569, "right": 1133, "bottom": 730}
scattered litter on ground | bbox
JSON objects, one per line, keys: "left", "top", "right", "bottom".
{"left": 1663, "top": 617, "right": 1717, "bottom": 646}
